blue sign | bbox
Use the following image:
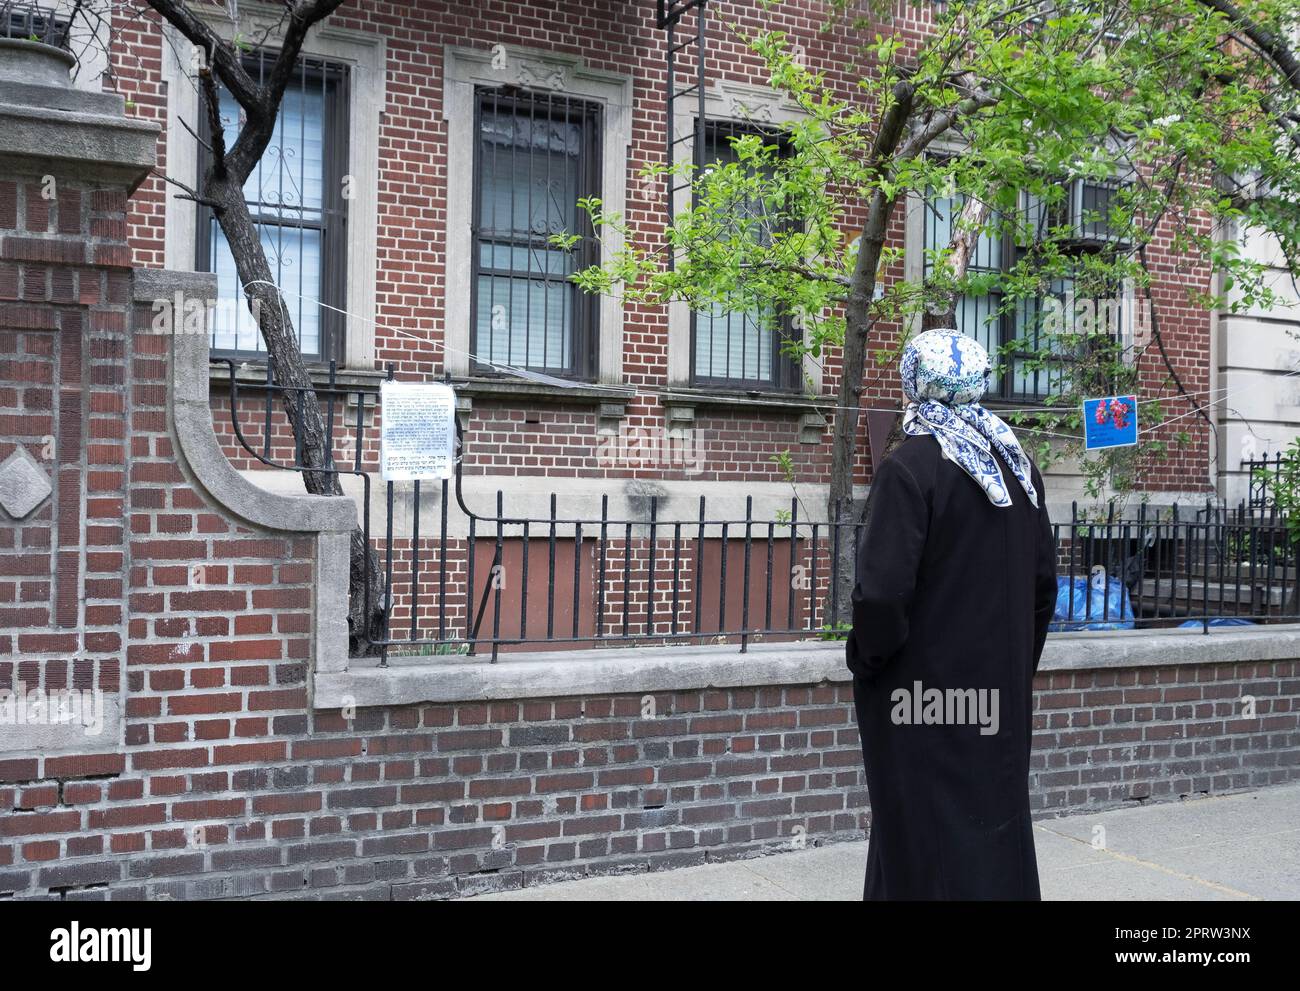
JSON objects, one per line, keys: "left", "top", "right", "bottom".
{"left": 1082, "top": 395, "right": 1138, "bottom": 450}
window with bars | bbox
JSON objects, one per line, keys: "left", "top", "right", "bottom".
{"left": 470, "top": 88, "right": 602, "bottom": 380}
{"left": 197, "top": 53, "right": 350, "bottom": 362}
{"left": 690, "top": 119, "right": 801, "bottom": 392}
{"left": 922, "top": 177, "right": 1128, "bottom": 401}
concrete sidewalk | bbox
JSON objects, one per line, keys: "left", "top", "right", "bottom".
{"left": 465, "top": 782, "right": 1300, "bottom": 900}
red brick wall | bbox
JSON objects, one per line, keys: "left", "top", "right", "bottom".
{"left": 1, "top": 178, "right": 131, "bottom": 738}
{"left": 3, "top": 681, "right": 870, "bottom": 898}
{"left": 1031, "top": 662, "right": 1300, "bottom": 810}
{"left": 5, "top": 657, "right": 1297, "bottom": 899}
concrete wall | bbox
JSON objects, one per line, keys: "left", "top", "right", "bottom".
{"left": 1215, "top": 220, "right": 1300, "bottom": 504}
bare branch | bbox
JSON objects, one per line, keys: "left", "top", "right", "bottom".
{"left": 156, "top": 171, "right": 222, "bottom": 211}
{"left": 174, "top": 113, "right": 213, "bottom": 157}
{"left": 223, "top": 0, "right": 349, "bottom": 179}
{"left": 199, "top": 67, "right": 227, "bottom": 178}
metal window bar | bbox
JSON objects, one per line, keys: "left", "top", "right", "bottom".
{"left": 923, "top": 175, "right": 1131, "bottom": 402}
{"left": 195, "top": 49, "right": 350, "bottom": 363}
{"left": 922, "top": 185, "right": 1021, "bottom": 398}
{"left": 469, "top": 87, "right": 601, "bottom": 380}
{"left": 689, "top": 118, "right": 801, "bottom": 391}
{"left": 1, "top": 1, "right": 72, "bottom": 48}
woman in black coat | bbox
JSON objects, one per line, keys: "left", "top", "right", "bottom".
{"left": 846, "top": 328, "right": 1059, "bottom": 900}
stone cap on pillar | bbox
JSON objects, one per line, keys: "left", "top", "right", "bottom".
{"left": 0, "top": 35, "right": 158, "bottom": 192}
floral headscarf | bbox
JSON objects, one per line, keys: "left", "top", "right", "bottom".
{"left": 899, "top": 329, "right": 1039, "bottom": 509}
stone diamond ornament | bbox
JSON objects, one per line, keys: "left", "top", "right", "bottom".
{"left": 0, "top": 447, "right": 53, "bottom": 519}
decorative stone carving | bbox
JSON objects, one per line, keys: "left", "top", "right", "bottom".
{"left": 728, "top": 96, "right": 773, "bottom": 122}
{"left": 0, "top": 447, "right": 53, "bottom": 520}
{"left": 516, "top": 57, "right": 567, "bottom": 91}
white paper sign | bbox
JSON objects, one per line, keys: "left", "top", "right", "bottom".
{"left": 379, "top": 381, "right": 457, "bottom": 482}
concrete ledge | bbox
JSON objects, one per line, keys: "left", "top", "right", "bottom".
{"left": 312, "top": 623, "right": 1300, "bottom": 709}
{"left": 0, "top": 79, "right": 126, "bottom": 116}
{"left": 0, "top": 100, "right": 158, "bottom": 192}
{"left": 314, "top": 638, "right": 850, "bottom": 709}
{"left": 1037, "top": 621, "right": 1300, "bottom": 671}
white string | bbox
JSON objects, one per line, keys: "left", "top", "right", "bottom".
{"left": 1137, "top": 366, "right": 1300, "bottom": 437}
{"left": 237, "top": 280, "right": 1283, "bottom": 443}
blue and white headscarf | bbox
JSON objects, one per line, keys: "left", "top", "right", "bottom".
{"left": 899, "top": 329, "right": 1039, "bottom": 509}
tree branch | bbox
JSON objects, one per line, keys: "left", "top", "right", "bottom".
{"left": 144, "top": 0, "right": 262, "bottom": 111}
{"left": 156, "top": 171, "right": 222, "bottom": 211}
{"left": 224, "top": 0, "right": 349, "bottom": 180}
{"left": 1198, "top": 0, "right": 1300, "bottom": 91}
{"left": 199, "top": 67, "right": 227, "bottom": 179}
{"left": 897, "top": 74, "right": 1001, "bottom": 162}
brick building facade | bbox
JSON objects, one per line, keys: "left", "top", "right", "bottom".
{"left": 105, "top": 0, "right": 1213, "bottom": 502}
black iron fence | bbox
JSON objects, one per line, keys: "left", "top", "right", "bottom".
{"left": 1242, "top": 453, "right": 1284, "bottom": 509}
{"left": 1054, "top": 499, "right": 1298, "bottom": 632}
{"left": 219, "top": 362, "right": 1300, "bottom": 660}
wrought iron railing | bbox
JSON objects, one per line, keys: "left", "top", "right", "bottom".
{"left": 220, "top": 362, "right": 1300, "bottom": 660}
{"left": 1, "top": 1, "right": 73, "bottom": 49}
{"left": 1054, "top": 499, "right": 1297, "bottom": 632}
{"left": 219, "top": 361, "right": 864, "bottom": 662}
{"left": 1242, "top": 452, "right": 1284, "bottom": 509}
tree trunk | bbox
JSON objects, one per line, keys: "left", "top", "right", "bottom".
{"left": 826, "top": 188, "right": 898, "bottom": 627}
{"left": 209, "top": 180, "right": 385, "bottom": 656}
{"left": 142, "top": 0, "right": 383, "bottom": 655}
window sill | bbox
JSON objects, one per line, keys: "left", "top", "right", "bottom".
{"left": 452, "top": 376, "right": 635, "bottom": 406}
{"left": 661, "top": 388, "right": 832, "bottom": 444}
{"left": 207, "top": 365, "right": 639, "bottom": 430}
{"left": 453, "top": 376, "right": 636, "bottom": 430}
{"left": 661, "top": 386, "right": 829, "bottom": 413}
{"left": 206, "top": 365, "right": 637, "bottom": 427}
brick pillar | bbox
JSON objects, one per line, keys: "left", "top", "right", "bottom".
{"left": 0, "top": 37, "right": 158, "bottom": 753}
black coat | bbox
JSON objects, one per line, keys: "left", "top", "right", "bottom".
{"left": 846, "top": 432, "right": 1058, "bottom": 900}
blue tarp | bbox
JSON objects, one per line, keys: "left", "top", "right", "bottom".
{"left": 1049, "top": 575, "right": 1135, "bottom": 631}
{"left": 1178, "top": 617, "right": 1255, "bottom": 628}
